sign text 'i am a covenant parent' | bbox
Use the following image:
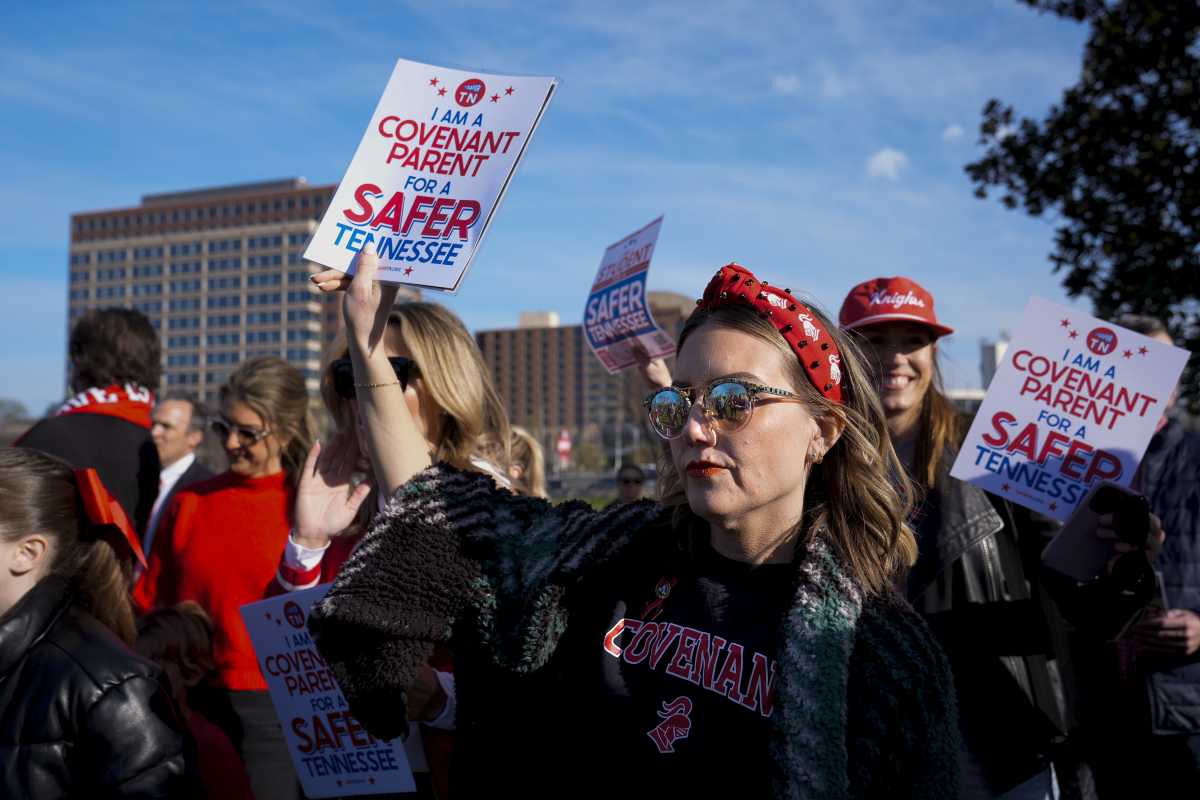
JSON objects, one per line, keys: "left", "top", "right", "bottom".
{"left": 950, "top": 297, "right": 1188, "bottom": 522}
{"left": 304, "top": 58, "right": 557, "bottom": 293}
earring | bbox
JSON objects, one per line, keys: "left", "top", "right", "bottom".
{"left": 811, "top": 450, "right": 824, "bottom": 465}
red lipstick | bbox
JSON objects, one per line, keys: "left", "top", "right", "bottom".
{"left": 686, "top": 460, "right": 724, "bottom": 478}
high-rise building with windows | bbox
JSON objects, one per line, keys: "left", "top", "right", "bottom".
{"left": 66, "top": 178, "right": 417, "bottom": 401}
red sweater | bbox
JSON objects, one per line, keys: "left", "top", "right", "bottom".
{"left": 134, "top": 471, "right": 293, "bottom": 691}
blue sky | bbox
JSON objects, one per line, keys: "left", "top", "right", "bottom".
{"left": 0, "top": 0, "right": 1092, "bottom": 414}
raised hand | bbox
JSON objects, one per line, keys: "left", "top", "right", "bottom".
{"left": 311, "top": 244, "right": 398, "bottom": 355}
{"left": 294, "top": 435, "right": 373, "bottom": 549}
{"left": 630, "top": 341, "right": 672, "bottom": 390}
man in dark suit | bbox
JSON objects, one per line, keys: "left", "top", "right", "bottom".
{"left": 144, "top": 393, "right": 215, "bottom": 557}
{"left": 18, "top": 308, "right": 161, "bottom": 534}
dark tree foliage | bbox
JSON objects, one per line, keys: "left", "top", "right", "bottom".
{"left": 967, "top": 0, "right": 1200, "bottom": 411}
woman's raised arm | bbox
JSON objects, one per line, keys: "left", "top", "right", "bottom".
{"left": 313, "top": 245, "right": 430, "bottom": 495}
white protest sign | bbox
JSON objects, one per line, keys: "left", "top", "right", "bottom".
{"left": 304, "top": 58, "right": 557, "bottom": 292}
{"left": 950, "top": 297, "right": 1189, "bottom": 521}
{"left": 583, "top": 217, "right": 676, "bottom": 373}
{"left": 240, "top": 586, "right": 416, "bottom": 797}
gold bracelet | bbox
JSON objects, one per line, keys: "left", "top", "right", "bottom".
{"left": 353, "top": 379, "right": 402, "bottom": 389}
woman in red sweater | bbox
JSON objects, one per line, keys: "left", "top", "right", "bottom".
{"left": 135, "top": 355, "right": 313, "bottom": 800}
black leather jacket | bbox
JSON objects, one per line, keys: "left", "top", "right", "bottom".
{"left": 0, "top": 575, "right": 196, "bottom": 799}
{"left": 907, "top": 449, "right": 1072, "bottom": 794}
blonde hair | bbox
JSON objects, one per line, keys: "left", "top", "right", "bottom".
{"left": 388, "top": 303, "right": 511, "bottom": 472}
{"left": 657, "top": 303, "right": 917, "bottom": 596}
{"left": 509, "top": 426, "right": 547, "bottom": 498}
{"left": 320, "top": 303, "right": 511, "bottom": 476}
{"left": 220, "top": 356, "right": 316, "bottom": 487}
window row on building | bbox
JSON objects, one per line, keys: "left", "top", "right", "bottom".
{"left": 72, "top": 192, "right": 329, "bottom": 236}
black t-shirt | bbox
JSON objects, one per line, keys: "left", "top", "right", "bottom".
{"left": 538, "top": 533, "right": 795, "bottom": 795}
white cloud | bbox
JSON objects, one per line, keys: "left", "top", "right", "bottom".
{"left": 941, "top": 123, "right": 964, "bottom": 142}
{"left": 865, "top": 148, "right": 909, "bottom": 181}
{"left": 771, "top": 74, "right": 803, "bottom": 95}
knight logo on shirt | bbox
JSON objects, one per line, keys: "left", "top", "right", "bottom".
{"left": 646, "top": 696, "right": 693, "bottom": 754}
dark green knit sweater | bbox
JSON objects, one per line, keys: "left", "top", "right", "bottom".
{"left": 309, "top": 464, "right": 959, "bottom": 798}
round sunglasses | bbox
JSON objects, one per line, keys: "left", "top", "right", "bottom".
{"left": 211, "top": 415, "right": 270, "bottom": 449}
{"left": 643, "top": 378, "right": 803, "bottom": 440}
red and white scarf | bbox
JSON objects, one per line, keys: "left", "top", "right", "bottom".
{"left": 56, "top": 383, "right": 155, "bottom": 430}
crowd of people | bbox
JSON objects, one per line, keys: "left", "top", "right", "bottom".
{"left": 0, "top": 247, "right": 1195, "bottom": 799}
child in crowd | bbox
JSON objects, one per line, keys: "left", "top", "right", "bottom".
{"left": 136, "top": 602, "right": 255, "bottom": 800}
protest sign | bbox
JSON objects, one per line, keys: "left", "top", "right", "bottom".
{"left": 240, "top": 586, "right": 415, "bottom": 797}
{"left": 583, "top": 217, "right": 676, "bottom": 373}
{"left": 304, "top": 58, "right": 557, "bottom": 292}
{"left": 950, "top": 297, "right": 1189, "bottom": 521}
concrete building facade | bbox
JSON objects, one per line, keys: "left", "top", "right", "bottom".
{"left": 67, "top": 178, "right": 342, "bottom": 399}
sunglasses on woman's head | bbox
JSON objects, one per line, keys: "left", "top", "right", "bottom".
{"left": 331, "top": 356, "right": 419, "bottom": 399}
{"left": 211, "top": 416, "right": 270, "bottom": 448}
{"left": 643, "top": 378, "right": 803, "bottom": 440}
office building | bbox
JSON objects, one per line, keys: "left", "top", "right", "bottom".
{"left": 67, "top": 178, "right": 420, "bottom": 400}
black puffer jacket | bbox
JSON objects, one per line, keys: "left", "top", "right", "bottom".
{"left": 0, "top": 575, "right": 195, "bottom": 799}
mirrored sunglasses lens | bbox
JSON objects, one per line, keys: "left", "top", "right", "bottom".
{"left": 707, "top": 383, "right": 752, "bottom": 429}
{"left": 648, "top": 390, "right": 689, "bottom": 438}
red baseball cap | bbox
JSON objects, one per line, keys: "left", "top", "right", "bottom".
{"left": 838, "top": 276, "right": 954, "bottom": 338}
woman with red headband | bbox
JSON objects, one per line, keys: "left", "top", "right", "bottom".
{"left": 304, "top": 249, "right": 959, "bottom": 797}
{"left": 0, "top": 448, "right": 193, "bottom": 798}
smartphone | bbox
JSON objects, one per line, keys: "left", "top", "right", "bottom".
{"left": 1041, "top": 482, "right": 1149, "bottom": 583}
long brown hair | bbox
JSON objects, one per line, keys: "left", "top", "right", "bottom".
{"left": 912, "top": 354, "right": 965, "bottom": 490}
{"left": 220, "top": 356, "right": 316, "bottom": 487}
{"left": 0, "top": 448, "right": 137, "bottom": 643}
{"left": 657, "top": 303, "right": 917, "bottom": 596}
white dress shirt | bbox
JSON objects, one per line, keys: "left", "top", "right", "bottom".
{"left": 144, "top": 451, "right": 196, "bottom": 555}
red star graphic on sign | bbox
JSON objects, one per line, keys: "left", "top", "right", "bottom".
{"left": 1138, "top": 346, "right": 1148, "bottom": 356}
{"left": 429, "top": 77, "right": 439, "bottom": 86}
{"left": 1001, "top": 483, "right": 1010, "bottom": 492}
{"left": 1068, "top": 330, "right": 1078, "bottom": 339}
{"left": 1123, "top": 349, "right": 1133, "bottom": 359}
{"left": 490, "top": 93, "right": 500, "bottom": 102}
{"left": 438, "top": 87, "right": 446, "bottom": 96}
{"left": 404, "top": 266, "right": 413, "bottom": 276}
{"left": 1060, "top": 318, "right": 1071, "bottom": 328}
{"left": 505, "top": 86, "right": 514, "bottom": 95}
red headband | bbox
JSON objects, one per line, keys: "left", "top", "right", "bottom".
{"left": 697, "top": 263, "right": 845, "bottom": 404}
{"left": 74, "top": 469, "right": 147, "bottom": 569}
